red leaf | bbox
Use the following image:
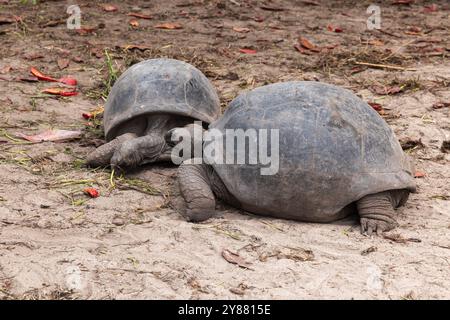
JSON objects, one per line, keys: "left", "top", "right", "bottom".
{"left": 294, "top": 44, "right": 312, "bottom": 55}
{"left": 239, "top": 48, "right": 257, "bottom": 54}
{"left": 101, "top": 4, "right": 118, "bottom": 12}
{"left": 298, "top": 37, "right": 320, "bottom": 52}
{"left": 59, "top": 77, "right": 77, "bottom": 86}
{"left": 233, "top": 26, "right": 250, "bottom": 33}
{"left": 43, "top": 87, "right": 78, "bottom": 96}
{"left": 82, "top": 113, "right": 92, "bottom": 120}
{"left": 414, "top": 171, "right": 425, "bottom": 178}
{"left": 154, "top": 22, "right": 182, "bottom": 29}
{"left": 127, "top": 13, "right": 152, "bottom": 19}
{"left": 18, "top": 129, "right": 82, "bottom": 142}
{"left": 84, "top": 187, "right": 99, "bottom": 198}
{"left": 30, "top": 67, "right": 57, "bottom": 82}
{"left": 253, "top": 16, "right": 265, "bottom": 23}
{"left": 327, "top": 24, "right": 343, "bottom": 33}
{"left": 423, "top": 4, "right": 438, "bottom": 13}
{"left": 392, "top": 0, "right": 414, "bottom": 4}
{"left": 368, "top": 102, "right": 383, "bottom": 111}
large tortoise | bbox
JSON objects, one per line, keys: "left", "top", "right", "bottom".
{"left": 174, "top": 81, "right": 416, "bottom": 235}
{"left": 86, "top": 58, "right": 220, "bottom": 168}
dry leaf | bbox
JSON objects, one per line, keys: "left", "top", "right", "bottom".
{"left": 18, "top": 129, "right": 82, "bottom": 142}
{"left": 84, "top": 187, "right": 99, "bottom": 198}
{"left": 298, "top": 37, "right": 320, "bottom": 52}
{"left": 57, "top": 58, "right": 70, "bottom": 70}
{"left": 101, "top": 4, "right": 118, "bottom": 12}
{"left": 129, "top": 19, "right": 139, "bottom": 27}
{"left": 232, "top": 26, "right": 250, "bottom": 33}
{"left": 327, "top": 24, "right": 343, "bottom": 33}
{"left": 59, "top": 77, "right": 77, "bottom": 86}
{"left": 260, "top": 5, "right": 284, "bottom": 11}
{"left": 239, "top": 48, "right": 257, "bottom": 54}
{"left": 392, "top": 0, "right": 414, "bottom": 5}
{"left": 119, "top": 44, "right": 151, "bottom": 51}
{"left": 127, "top": 13, "right": 152, "bottom": 19}
{"left": 361, "top": 246, "right": 377, "bottom": 256}
{"left": 423, "top": 4, "right": 438, "bottom": 12}
{"left": 221, "top": 249, "right": 253, "bottom": 269}
{"left": 42, "top": 87, "right": 78, "bottom": 96}
{"left": 414, "top": 171, "right": 425, "bottom": 178}
{"left": 155, "top": 22, "right": 182, "bottom": 30}
{"left": 30, "top": 67, "right": 57, "bottom": 82}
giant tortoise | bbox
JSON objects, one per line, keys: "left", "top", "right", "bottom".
{"left": 173, "top": 81, "right": 416, "bottom": 235}
{"left": 86, "top": 58, "right": 220, "bottom": 168}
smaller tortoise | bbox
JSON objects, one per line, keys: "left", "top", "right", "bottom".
{"left": 172, "top": 81, "right": 416, "bottom": 235}
{"left": 86, "top": 58, "right": 220, "bottom": 168}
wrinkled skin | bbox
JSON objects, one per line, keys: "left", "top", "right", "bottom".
{"left": 86, "top": 115, "right": 193, "bottom": 169}
{"left": 169, "top": 127, "right": 411, "bottom": 237}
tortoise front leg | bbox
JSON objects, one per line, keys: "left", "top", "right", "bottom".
{"left": 177, "top": 160, "right": 217, "bottom": 222}
{"left": 86, "top": 133, "right": 137, "bottom": 167}
{"left": 357, "top": 190, "right": 409, "bottom": 235}
{"left": 110, "top": 133, "right": 168, "bottom": 168}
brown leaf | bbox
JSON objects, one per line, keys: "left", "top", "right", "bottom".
{"left": 400, "top": 138, "right": 423, "bottom": 150}
{"left": 294, "top": 44, "right": 312, "bottom": 55}
{"left": 232, "top": 26, "right": 250, "bottom": 33}
{"left": 298, "top": 37, "right": 320, "bottom": 52}
{"left": 0, "top": 15, "right": 15, "bottom": 24}
{"left": 57, "top": 58, "right": 70, "bottom": 70}
{"left": 221, "top": 249, "right": 253, "bottom": 269}
{"left": 76, "top": 27, "right": 97, "bottom": 35}
{"left": 361, "top": 246, "right": 377, "bottom": 256}
{"left": 154, "top": 22, "right": 182, "bottom": 30}
{"left": 101, "top": 4, "right": 118, "bottom": 12}
{"left": 23, "top": 52, "right": 44, "bottom": 60}
{"left": 18, "top": 129, "right": 82, "bottom": 142}
{"left": 41, "top": 20, "right": 64, "bottom": 27}
{"left": 129, "top": 19, "right": 139, "bottom": 27}
{"left": 299, "top": 0, "right": 320, "bottom": 5}
{"left": 253, "top": 16, "right": 265, "bottom": 23}
{"left": 371, "top": 85, "right": 403, "bottom": 95}
{"left": 119, "top": 44, "right": 151, "bottom": 51}
{"left": 260, "top": 5, "right": 284, "bottom": 11}
{"left": 368, "top": 39, "right": 384, "bottom": 46}
{"left": 383, "top": 233, "right": 422, "bottom": 243}
{"left": 0, "top": 65, "right": 12, "bottom": 74}
{"left": 432, "top": 102, "right": 450, "bottom": 109}
{"left": 127, "top": 13, "right": 152, "bottom": 19}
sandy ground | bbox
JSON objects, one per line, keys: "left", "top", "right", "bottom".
{"left": 0, "top": 0, "right": 449, "bottom": 299}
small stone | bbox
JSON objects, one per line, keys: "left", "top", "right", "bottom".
{"left": 112, "top": 216, "right": 125, "bottom": 226}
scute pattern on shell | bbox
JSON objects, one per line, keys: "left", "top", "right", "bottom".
{"left": 103, "top": 58, "right": 220, "bottom": 141}
{"left": 207, "top": 81, "right": 416, "bottom": 222}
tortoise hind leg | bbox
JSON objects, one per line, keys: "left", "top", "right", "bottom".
{"left": 357, "top": 189, "right": 409, "bottom": 235}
